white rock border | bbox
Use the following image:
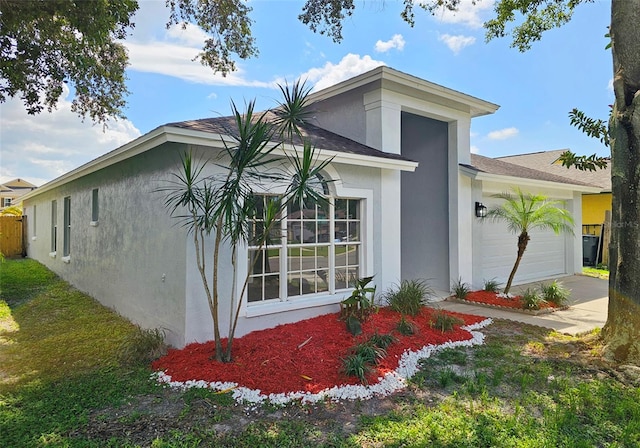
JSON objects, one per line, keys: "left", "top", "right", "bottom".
{"left": 152, "top": 318, "right": 493, "bottom": 406}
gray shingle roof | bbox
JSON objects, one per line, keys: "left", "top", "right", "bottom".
{"left": 463, "top": 154, "right": 595, "bottom": 187}
{"left": 496, "top": 149, "right": 611, "bottom": 191}
{"left": 165, "top": 112, "right": 415, "bottom": 164}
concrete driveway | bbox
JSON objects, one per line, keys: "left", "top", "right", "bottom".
{"left": 436, "top": 275, "right": 608, "bottom": 335}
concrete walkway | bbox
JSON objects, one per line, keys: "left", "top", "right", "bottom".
{"left": 435, "top": 275, "right": 608, "bottom": 335}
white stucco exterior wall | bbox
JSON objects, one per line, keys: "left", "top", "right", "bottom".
{"left": 23, "top": 143, "right": 190, "bottom": 347}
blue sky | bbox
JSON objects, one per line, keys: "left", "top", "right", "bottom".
{"left": 0, "top": 0, "right": 613, "bottom": 186}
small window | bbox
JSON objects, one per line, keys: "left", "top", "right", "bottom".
{"left": 2, "top": 198, "right": 11, "bottom": 207}
{"left": 33, "top": 204, "right": 37, "bottom": 238}
{"left": 91, "top": 188, "right": 99, "bottom": 223}
{"left": 63, "top": 196, "right": 71, "bottom": 257}
{"left": 51, "top": 200, "right": 57, "bottom": 253}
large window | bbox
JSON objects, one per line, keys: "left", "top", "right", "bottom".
{"left": 247, "top": 194, "right": 362, "bottom": 303}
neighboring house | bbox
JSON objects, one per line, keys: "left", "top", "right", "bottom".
{"left": 20, "top": 67, "right": 599, "bottom": 348}
{"left": 497, "top": 150, "right": 612, "bottom": 235}
{"left": 0, "top": 178, "right": 37, "bottom": 209}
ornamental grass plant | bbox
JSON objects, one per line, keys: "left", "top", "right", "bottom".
{"left": 384, "top": 278, "right": 434, "bottom": 316}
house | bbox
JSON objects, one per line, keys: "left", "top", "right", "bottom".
{"left": 497, "top": 150, "right": 611, "bottom": 265}
{"left": 0, "top": 178, "right": 37, "bottom": 209}
{"left": 20, "top": 67, "right": 600, "bottom": 348}
{"left": 497, "top": 149, "right": 612, "bottom": 235}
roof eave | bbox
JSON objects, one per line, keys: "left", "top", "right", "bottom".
{"left": 459, "top": 166, "right": 602, "bottom": 193}
{"left": 21, "top": 126, "right": 418, "bottom": 201}
{"left": 308, "top": 66, "right": 499, "bottom": 117}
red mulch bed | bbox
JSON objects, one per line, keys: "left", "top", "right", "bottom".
{"left": 152, "top": 307, "right": 485, "bottom": 395}
{"left": 463, "top": 290, "right": 559, "bottom": 310}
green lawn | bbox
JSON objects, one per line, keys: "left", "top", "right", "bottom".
{"left": 1, "top": 258, "right": 638, "bottom": 447}
{"left": 582, "top": 266, "right": 610, "bottom": 279}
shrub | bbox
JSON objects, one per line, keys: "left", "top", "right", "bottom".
{"left": 451, "top": 277, "right": 470, "bottom": 300}
{"left": 384, "top": 279, "right": 433, "bottom": 316}
{"left": 342, "top": 353, "right": 371, "bottom": 383}
{"left": 540, "top": 280, "right": 570, "bottom": 306}
{"left": 521, "top": 288, "right": 547, "bottom": 310}
{"left": 352, "top": 341, "right": 386, "bottom": 365}
{"left": 396, "top": 315, "right": 418, "bottom": 335}
{"left": 430, "top": 310, "right": 463, "bottom": 332}
{"left": 483, "top": 278, "right": 501, "bottom": 293}
{"left": 119, "top": 327, "right": 167, "bottom": 366}
{"left": 341, "top": 276, "right": 377, "bottom": 335}
{"left": 368, "top": 332, "right": 396, "bottom": 350}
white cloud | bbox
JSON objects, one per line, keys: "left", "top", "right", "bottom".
{"left": 607, "top": 78, "right": 614, "bottom": 92}
{"left": 470, "top": 145, "right": 480, "bottom": 154}
{"left": 124, "top": 41, "right": 276, "bottom": 87}
{"left": 488, "top": 127, "right": 519, "bottom": 140}
{"left": 438, "top": 34, "right": 476, "bottom": 54}
{"left": 433, "top": 0, "right": 495, "bottom": 29}
{"left": 375, "top": 34, "right": 406, "bottom": 53}
{"left": 165, "top": 23, "right": 209, "bottom": 47}
{"left": 121, "top": 1, "right": 275, "bottom": 88}
{"left": 0, "top": 85, "right": 141, "bottom": 186}
{"left": 300, "top": 54, "right": 386, "bottom": 91}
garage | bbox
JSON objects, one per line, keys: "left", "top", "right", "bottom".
{"left": 479, "top": 195, "right": 568, "bottom": 286}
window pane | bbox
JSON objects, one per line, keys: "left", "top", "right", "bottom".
{"left": 347, "top": 245, "right": 359, "bottom": 266}
{"left": 265, "top": 248, "right": 280, "bottom": 274}
{"left": 348, "top": 222, "right": 359, "bottom": 242}
{"left": 301, "top": 200, "right": 316, "bottom": 219}
{"left": 348, "top": 199, "right": 360, "bottom": 219}
{"left": 317, "top": 220, "right": 330, "bottom": 242}
{"left": 316, "top": 246, "right": 329, "bottom": 268}
{"left": 347, "top": 267, "right": 360, "bottom": 287}
{"left": 91, "top": 188, "right": 99, "bottom": 222}
{"left": 288, "top": 247, "right": 302, "bottom": 271}
{"left": 287, "top": 273, "right": 301, "bottom": 297}
{"left": 288, "top": 221, "right": 302, "bottom": 243}
{"left": 247, "top": 278, "right": 262, "bottom": 302}
{"left": 335, "top": 268, "right": 349, "bottom": 290}
{"left": 301, "top": 273, "right": 314, "bottom": 295}
{"left": 316, "top": 270, "right": 329, "bottom": 293}
{"left": 249, "top": 249, "right": 264, "bottom": 275}
{"left": 302, "top": 221, "right": 316, "bottom": 243}
{"left": 335, "top": 199, "right": 347, "bottom": 219}
{"left": 334, "top": 222, "right": 347, "bottom": 242}
{"left": 263, "top": 274, "right": 280, "bottom": 300}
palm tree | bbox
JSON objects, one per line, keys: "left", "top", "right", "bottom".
{"left": 485, "top": 188, "right": 575, "bottom": 294}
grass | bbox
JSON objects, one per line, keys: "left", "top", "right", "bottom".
{"left": 582, "top": 266, "right": 610, "bottom": 279}
{"left": 384, "top": 279, "right": 434, "bottom": 316}
{"left": 2, "top": 258, "right": 639, "bottom": 447}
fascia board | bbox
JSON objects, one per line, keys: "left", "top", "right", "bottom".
{"left": 21, "top": 127, "right": 171, "bottom": 201}
{"left": 308, "top": 66, "right": 499, "bottom": 118}
{"left": 22, "top": 125, "right": 418, "bottom": 202}
{"left": 167, "top": 127, "right": 418, "bottom": 171}
{"left": 459, "top": 166, "right": 602, "bottom": 194}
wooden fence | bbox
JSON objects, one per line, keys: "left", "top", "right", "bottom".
{"left": 0, "top": 215, "right": 25, "bottom": 257}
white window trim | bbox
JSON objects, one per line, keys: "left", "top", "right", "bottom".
{"left": 240, "top": 178, "right": 374, "bottom": 319}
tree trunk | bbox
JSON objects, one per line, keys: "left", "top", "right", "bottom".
{"left": 504, "top": 232, "right": 530, "bottom": 294}
{"left": 601, "top": 0, "right": 640, "bottom": 364}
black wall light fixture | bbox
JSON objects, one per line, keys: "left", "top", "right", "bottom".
{"left": 475, "top": 202, "right": 487, "bottom": 218}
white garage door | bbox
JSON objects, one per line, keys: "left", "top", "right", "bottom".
{"left": 480, "top": 197, "right": 568, "bottom": 286}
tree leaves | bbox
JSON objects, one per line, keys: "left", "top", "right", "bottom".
{"left": 0, "top": 0, "right": 137, "bottom": 124}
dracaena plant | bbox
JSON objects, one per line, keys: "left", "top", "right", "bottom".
{"left": 162, "top": 82, "right": 333, "bottom": 362}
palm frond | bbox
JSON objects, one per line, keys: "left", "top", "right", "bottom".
{"left": 273, "top": 79, "right": 314, "bottom": 140}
